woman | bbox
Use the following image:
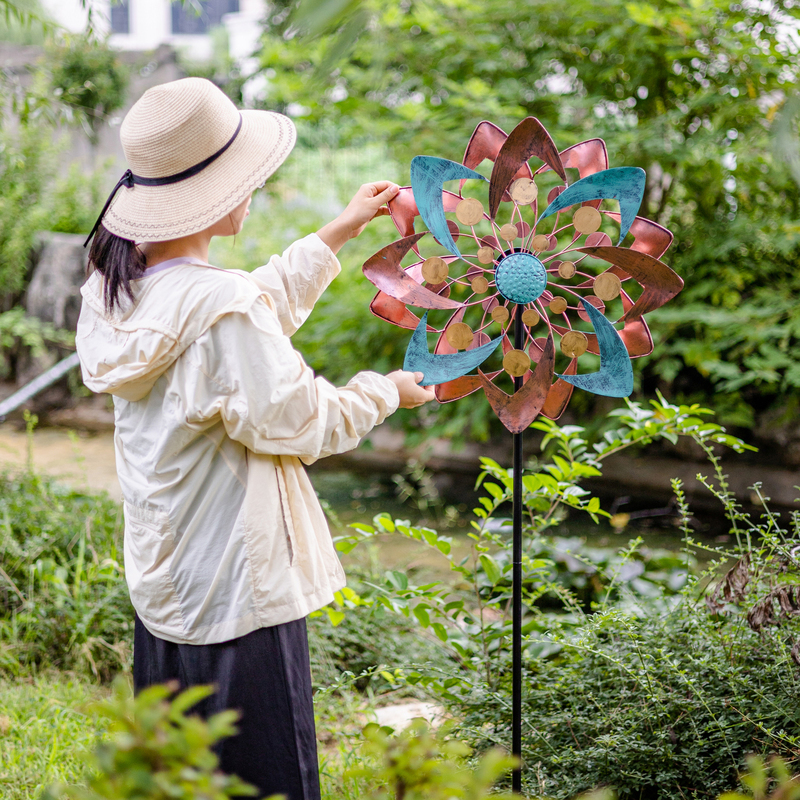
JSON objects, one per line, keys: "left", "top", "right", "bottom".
{"left": 76, "top": 77, "right": 435, "bottom": 799}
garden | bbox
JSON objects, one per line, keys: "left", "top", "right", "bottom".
{"left": 1, "top": 0, "right": 800, "bottom": 798}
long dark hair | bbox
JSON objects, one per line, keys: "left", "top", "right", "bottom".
{"left": 88, "top": 224, "right": 147, "bottom": 312}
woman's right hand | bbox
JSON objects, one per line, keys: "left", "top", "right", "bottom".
{"left": 386, "top": 370, "right": 437, "bottom": 409}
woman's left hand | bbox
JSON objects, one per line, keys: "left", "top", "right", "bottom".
{"left": 317, "top": 181, "right": 399, "bottom": 254}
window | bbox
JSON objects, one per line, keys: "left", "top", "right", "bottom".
{"left": 110, "top": 1, "right": 130, "bottom": 34}
{"left": 171, "top": 0, "right": 240, "bottom": 35}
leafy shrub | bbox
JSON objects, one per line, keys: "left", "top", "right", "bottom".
{"left": 0, "top": 122, "right": 57, "bottom": 299}
{"left": 336, "top": 396, "right": 800, "bottom": 798}
{"left": 47, "top": 34, "right": 128, "bottom": 146}
{"left": 0, "top": 469, "right": 131, "bottom": 679}
{"left": 308, "top": 591, "right": 452, "bottom": 693}
{"left": 43, "top": 677, "right": 516, "bottom": 800}
{"left": 42, "top": 679, "right": 260, "bottom": 800}
{"left": 346, "top": 719, "right": 515, "bottom": 800}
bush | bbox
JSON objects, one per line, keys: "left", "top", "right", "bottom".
{"left": 43, "top": 679, "right": 260, "bottom": 800}
{"left": 0, "top": 466, "right": 131, "bottom": 680}
{"left": 43, "top": 678, "right": 515, "bottom": 800}
{"left": 47, "top": 34, "right": 128, "bottom": 146}
{"left": 336, "top": 396, "right": 800, "bottom": 798}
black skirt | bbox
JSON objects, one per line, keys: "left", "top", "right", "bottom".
{"left": 133, "top": 615, "right": 321, "bottom": 800}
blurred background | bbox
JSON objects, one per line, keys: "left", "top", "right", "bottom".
{"left": 0, "top": 0, "right": 798, "bottom": 506}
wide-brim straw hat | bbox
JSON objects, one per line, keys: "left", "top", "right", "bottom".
{"left": 101, "top": 77, "right": 296, "bottom": 242}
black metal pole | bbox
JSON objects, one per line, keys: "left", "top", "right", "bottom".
{"left": 512, "top": 302, "right": 524, "bottom": 795}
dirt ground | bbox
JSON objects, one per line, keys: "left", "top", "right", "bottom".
{"left": 0, "top": 424, "right": 120, "bottom": 499}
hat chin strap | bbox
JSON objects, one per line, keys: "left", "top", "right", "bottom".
{"left": 84, "top": 113, "right": 244, "bottom": 247}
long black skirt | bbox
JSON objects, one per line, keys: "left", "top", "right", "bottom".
{"left": 133, "top": 615, "right": 321, "bottom": 800}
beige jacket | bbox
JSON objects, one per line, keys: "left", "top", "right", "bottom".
{"left": 76, "top": 234, "right": 399, "bottom": 644}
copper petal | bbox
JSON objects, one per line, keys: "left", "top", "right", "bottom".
{"left": 559, "top": 138, "right": 609, "bottom": 178}
{"left": 603, "top": 211, "right": 674, "bottom": 259}
{"left": 388, "top": 187, "right": 462, "bottom": 245}
{"left": 363, "top": 233, "right": 463, "bottom": 310}
{"left": 577, "top": 246, "right": 683, "bottom": 322}
{"left": 435, "top": 372, "right": 502, "bottom": 403}
{"left": 542, "top": 358, "right": 577, "bottom": 420}
{"left": 388, "top": 187, "right": 419, "bottom": 238}
{"left": 479, "top": 335, "right": 556, "bottom": 434}
{"left": 619, "top": 288, "right": 653, "bottom": 357}
{"left": 463, "top": 120, "right": 508, "bottom": 170}
{"left": 369, "top": 291, "right": 423, "bottom": 330}
{"left": 489, "top": 118, "right": 566, "bottom": 219}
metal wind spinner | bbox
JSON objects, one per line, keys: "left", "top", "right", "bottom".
{"left": 363, "top": 117, "right": 683, "bottom": 431}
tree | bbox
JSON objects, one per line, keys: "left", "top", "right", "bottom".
{"left": 256, "top": 0, "right": 800, "bottom": 430}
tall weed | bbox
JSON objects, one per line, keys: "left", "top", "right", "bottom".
{"left": 0, "top": 469, "right": 131, "bottom": 679}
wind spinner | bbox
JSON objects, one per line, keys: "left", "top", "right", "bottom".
{"left": 362, "top": 117, "right": 683, "bottom": 793}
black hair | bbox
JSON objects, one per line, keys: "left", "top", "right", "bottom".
{"left": 88, "top": 224, "right": 147, "bottom": 312}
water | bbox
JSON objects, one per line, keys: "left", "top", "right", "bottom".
{"left": 307, "top": 468, "right": 721, "bottom": 581}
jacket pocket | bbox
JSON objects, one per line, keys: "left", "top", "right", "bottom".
{"left": 123, "top": 503, "right": 185, "bottom": 633}
{"left": 275, "top": 468, "right": 296, "bottom": 567}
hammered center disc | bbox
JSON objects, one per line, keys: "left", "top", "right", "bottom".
{"left": 495, "top": 251, "right": 547, "bottom": 305}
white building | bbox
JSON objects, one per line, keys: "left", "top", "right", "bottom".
{"left": 40, "top": 0, "right": 266, "bottom": 63}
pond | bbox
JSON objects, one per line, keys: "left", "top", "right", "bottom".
{"left": 0, "top": 424, "right": 726, "bottom": 583}
{"left": 308, "top": 467, "right": 726, "bottom": 582}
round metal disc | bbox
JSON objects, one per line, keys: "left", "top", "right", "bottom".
{"left": 446, "top": 322, "right": 474, "bottom": 350}
{"left": 561, "top": 330, "right": 588, "bottom": 358}
{"left": 499, "top": 223, "right": 518, "bottom": 242}
{"left": 491, "top": 305, "right": 510, "bottom": 324}
{"left": 421, "top": 256, "right": 449, "bottom": 284}
{"left": 471, "top": 275, "right": 490, "bottom": 294}
{"left": 504, "top": 349, "right": 531, "bottom": 377}
{"left": 477, "top": 246, "right": 495, "bottom": 264}
{"left": 531, "top": 234, "right": 550, "bottom": 252}
{"left": 495, "top": 252, "right": 547, "bottom": 305}
{"left": 593, "top": 272, "right": 622, "bottom": 301}
{"left": 456, "top": 197, "right": 484, "bottom": 226}
{"left": 549, "top": 296, "right": 568, "bottom": 315}
{"left": 558, "top": 260, "right": 576, "bottom": 279}
{"left": 510, "top": 178, "right": 537, "bottom": 204}
{"left": 521, "top": 308, "right": 539, "bottom": 326}
{"left": 573, "top": 206, "right": 602, "bottom": 234}
{"left": 578, "top": 295, "right": 605, "bottom": 321}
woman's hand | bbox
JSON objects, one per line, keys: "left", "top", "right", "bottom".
{"left": 386, "top": 370, "right": 437, "bottom": 409}
{"left": 317, "top": 181, "right": 400, "bottom": 254}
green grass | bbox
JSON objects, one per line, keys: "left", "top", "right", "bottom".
{"left": 0, "top": 673, "right": 109, "bottom": 799}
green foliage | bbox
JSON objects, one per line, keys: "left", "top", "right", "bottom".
{"left": 0, "top": 122, "right": 57, "bottom": 298}
{"left": 47, "top": 34, "right": 128, "bottom": 145}
{"left": 0, "top": 470, "right": 132, "bottom": 680}
{"left": 0, "top": 674, "right": 108, "bottom": 800}
{"left": 346, "top": 719, "right": 516, "bottom": 800}
{"left": 335, "top": 395, "right": 800, "bottom": 798}
{"left": 722, "top": 757, "right": 800, "bottom": 800}
{"left": 258, "top": 0, "right": 800, "bottom": 427}
{"left": 43, "top": 679, "right": 260, "bottom": 800}
{"left": 309, "top": 587, "right": 452, "bottom": 693}
{"left": 0, "top": 307, "right": 74, "bottom": 379}
{"left": 47, "top": 161, "right": 110, "bottom": 236}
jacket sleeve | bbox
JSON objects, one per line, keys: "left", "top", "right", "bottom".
{"left": 179, "top": 296, "right": 400, "bottom": 463}
{"left": 244, "top": 233, "right": 341, "bottom": 337}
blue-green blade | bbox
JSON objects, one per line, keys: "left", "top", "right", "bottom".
{"left": 410, "top": 156, "right": 487, "bottom": 259}
{"left": 403, "top": 312, "right": 502, "bottom": 386}
{"left": 556, "top": 300, "right": 633, "bottom": 397}
{"left": 537, "top": 166, "right": 645, "bottom": 244}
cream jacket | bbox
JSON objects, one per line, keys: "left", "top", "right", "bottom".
{"left": 76, "top": 234, "right": 399, "bottom": 645}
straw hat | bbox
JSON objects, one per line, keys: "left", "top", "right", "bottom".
{"left": 101, "top": 77, "right": 296, "bottom": 242}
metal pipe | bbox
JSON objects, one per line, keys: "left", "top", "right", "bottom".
{"left": 512, "top": 302, "right": 524, "bottom": 795}
{"left": 0, "top": 351, "right": 81, "bottom": 422}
